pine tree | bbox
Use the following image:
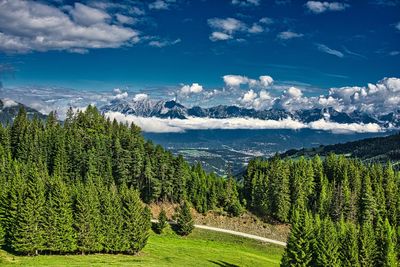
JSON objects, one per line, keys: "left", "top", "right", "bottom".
{"left": 44, "top": 175, "right": 76, "bottom": 253}
{"left": 176, "top": 201, "right": 194, "bottom": 236}
{"left": 101, "top": 183, "right": 124, "bottom": 253}
{"left": 359, "top": 221, "right": 376, "bottom": 267}
{"left": 375, "top": 218, "right": 397, "bottom": 267}
{"left": 338, "top": 220, "right": 360, "bottom": 267}
{"left": 12, "top": 166, "right": 46, "bottom": 255}
{"left": 74, "top": 180, "right": 103, "bottom": 253}
{"left": 120, "top": 185, "right": 150, "bottom": 254}
{"left": 314, "top": 217, "right": 341, "bottom": 266}
{"left": 155, "top": 208, "right": 168, "bottom": 234}
{"left": 359, "top": 173, "right": 376, "bottom": 224}
{"left": 281, "top": 210, "right": 314, "bottom": 267}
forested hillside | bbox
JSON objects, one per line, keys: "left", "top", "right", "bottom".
{"left": 0, "top": 106, "right": 241, "bottom": 255}
{"left": 244, "top": 155, "right": 400, "bottom": 265}
{"left": 282, "top": 132, "right": 400, "bottom": 165}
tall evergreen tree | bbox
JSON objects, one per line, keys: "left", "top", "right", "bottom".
{"left": 44, "top": 175, "right": 76, "bottom": 253}
{"left": 176, "top": 201, "right": 194, "bottom": 236}
{"left": 359, "top": 221, "right": 377, "bottom": 267}
{"left": 12, "top": 166, "right": 46, "bottom": 255}
{"left": 375, "top": 218, "right": 397, "bottom": 267}
{"left": 120, "top": 185, "right": 150, "bottom": 254}
{"left": 281, "top": 210, "right": 314, "bottom": 267}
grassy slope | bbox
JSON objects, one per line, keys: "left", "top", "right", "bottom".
{"left": 0, "top": 228, "right": 284, "bottom": 267}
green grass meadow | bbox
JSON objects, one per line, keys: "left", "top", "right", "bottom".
{"left": 0, "top": 227, "right": 284, "bottom": 267}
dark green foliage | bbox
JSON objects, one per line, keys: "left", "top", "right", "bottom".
{"left": 44, "top": 175, "right": 76, "bottom": 253}
{"left": 246, "top": 154, "right": 400, "bottom": 266}
{"left": 12, "top": 166, "right": 46, "bottom": 255}
{"left": 358, "top": 221, "right": 377, "bottom": 267}
{"left": 155, "top": 209, "right": 168, "bottom": 234}
{"left": 281, "top": 210, "right": 314, "bottom": 267}
{"left": 375, "top": 218, "right": 397, "bottom": 267}
{"left": 0, "top": 106, "right": 244, "bottom": 256}
{"left": 176, "top": 201, "right": 194, "bottom": 236}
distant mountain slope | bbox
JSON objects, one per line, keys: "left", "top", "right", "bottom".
{"left": 100, "top": 98, "right": 400, "bottom": 128}
{"left": 281, "top": 132, "right": 400, "bottom": 164}
{"left": 0, "top": 98, "right": 46, "bottom": 124}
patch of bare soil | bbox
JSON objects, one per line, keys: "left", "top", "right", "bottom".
{"left": 149, "top": 202, "right": 290, "bottom": 242}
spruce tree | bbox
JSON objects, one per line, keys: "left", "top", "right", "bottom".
{"left": 375, "top": 218, "right": 397, "bottom": 267}
{"left": 120, "top": 185, "right": 150, "bottom": 254}
{"left": 74, "top": 180, "right": 103, "bottom": 254}
{"left": 155, "top": 208, "right": 168, "bottom": 234}
{"left": 44, "top": 175, "right": 76, "bottom": 253}
{"left": 359, "top": 221, "right": 376, "bottom": 267}
{"left": 281, "top": 210, "right": 314, "bottom": 267}
{"left": 176, "top": 201, "right": 194, "bottom": 236}
{"left": 338, "top": 220, "right": 360, "bottom": 267}
{"left": 12, "top": 166, "right": 46, "bottom": 255}
{"left": 314, "top": 217, "right": 341, "bottom": 266}
{"left": 101, "top": 183, "right": 124, "bottom": 253}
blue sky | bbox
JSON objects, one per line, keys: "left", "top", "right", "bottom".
{"left": 0, "top": 0, "right": 399, "bottom": 105}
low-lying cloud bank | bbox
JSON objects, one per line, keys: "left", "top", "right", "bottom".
{"left": 105, "top": 112, "right": 382, "bottom": 134}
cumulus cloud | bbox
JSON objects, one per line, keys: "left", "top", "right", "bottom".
{"left": 133, "top": 93, "right": 149, "bottom": 102}
{"left": 0, "top": 0, "right": 139, "bottom": 53}
{"left": 231, "top": 0, "right": 261, "bottom": 6}
{"left": 316, "top": 44, "right": 344, "bottom": 58}
{"left": 105, "top": 111, "right": 382, "bottom": 134}
{"left": 238, "top": 89, "right": 274, "bottom": 109}
{"left": 223, "top": 74, "right": 274, "bottom": 88}
{"left": 207, "top": 17, "right": 264, "bottom": 41}
{"left": 305, "top": 1, "right": 350, "bottom": 14}
{"left": 277, "top": 31, "right": 304, "bottom": 40}
{"left": 179, "top": 83, "right": 204, "bottom": 96}
{"left": 111, "top": 89, "right": 129, "bottom": 100}
{"left": 210, "top": 32, "right": 232, "bottom": 41}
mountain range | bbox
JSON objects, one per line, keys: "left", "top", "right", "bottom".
{"left": 0, "top": 99, "right": 46, "bottom": 124}
{"left": 100, "top": 98, "right": 400, "bottom": 128}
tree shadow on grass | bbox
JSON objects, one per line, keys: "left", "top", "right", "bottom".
{"left": 209, "top": 260, "right": 240, "bottom": 267}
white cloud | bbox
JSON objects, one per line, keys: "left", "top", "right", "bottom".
{"left": 70, "top": 3, "right": 110, "bottom": 26}
{"left": 223, "top": 74, "right": 274, "bottom": 88}
{"left": 259, "top": 75, "right": 274, "bottom": 87}
{"left": 231, "top": 0, "right": 261, "bottom": 6}
{"left": 1, "top": 98, "right": 18, "bottom": 108}
{"left": 306, "top": 1, "right": 350, "bottom": 14}
{"left": 133, "top": 93, "right": 149, "bottom": 102}
{"left": 248, "top": 24, "right": 263, "bottom": 33}
{"left": 309, "top": 119, "right": 381, "bottom": 134}
{"left": 0, "top": 0, "right": 139, "bottom": 53}
{"left": 180, "top": 83, "right": 204, "bottom": 96}
{"left": 105, "top": 111, "right": 382, "bottom": 134}
{"left": 149, "top": 38, "right": 181, "bottom": 48}
{"left": 396, "top": 22, "right": 400, "bottom": 31}
{"left": 316, "top": 44, "right": 344, "bottom": 58}
{"left": 207, "top": 17, "right": 264, "bottom": 41}
{"left": 210, "top": 32, "right": 232, "bottom": 41}
{"left": 115, "top": 14, "right": 136, "bottom": 25}
{"left": 277, "top": 31, "right": 304, "bottom": 40}
{"left": 223, "top": 75, "right": 250, "bottom": 87}
{"left": 208, "top": 18, "right": 246, "bottom": 34}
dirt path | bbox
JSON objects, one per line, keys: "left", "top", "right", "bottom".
{"left": 151, "top": 219, "right": 287, "bottom": 247}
